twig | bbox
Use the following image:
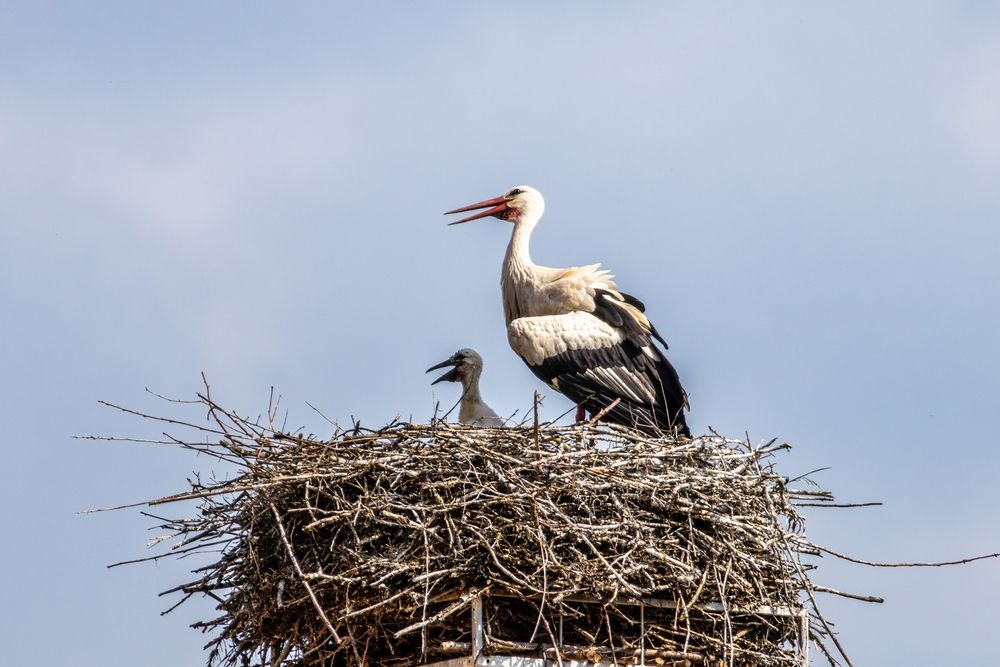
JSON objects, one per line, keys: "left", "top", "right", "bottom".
{"left": 817, "top": 545, "right": 1000, "bottom": 568}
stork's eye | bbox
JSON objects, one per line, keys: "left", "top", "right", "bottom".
{"left": 509, "top": 188, "right": 523, "bottom": 196}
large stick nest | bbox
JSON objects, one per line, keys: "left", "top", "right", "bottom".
{"left": 104, "top": 394, "right": 854, "bottom": 667}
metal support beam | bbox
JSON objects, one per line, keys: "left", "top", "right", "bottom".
{"left": 639, "top": 602, "right": 646, "bottom": 667}
{"left": 471, "top": 595, "right": 484, "bottom": 658}
{"left": 799, "top": 607, "right": 810, "bottom": 667}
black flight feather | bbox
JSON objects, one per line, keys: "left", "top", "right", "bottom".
{"left": 529, "top": 337, "right": 689, "bottom": 437}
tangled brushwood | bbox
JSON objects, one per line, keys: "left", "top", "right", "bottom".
{"left": 101, "top": 393, "right": 867, "bottom": 667}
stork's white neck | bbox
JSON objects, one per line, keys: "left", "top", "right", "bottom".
{"left": 501, "top": 213, "right": 542, "bottom": 323}
{"left": 505, "top": 218, "right": 538, "bottom": 269}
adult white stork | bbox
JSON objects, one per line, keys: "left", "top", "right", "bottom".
{"left": 444, "top": 186, "right": 690, "bottom": 437}
{"left": 426, "top": 348, "right": 504, "bottom": 427}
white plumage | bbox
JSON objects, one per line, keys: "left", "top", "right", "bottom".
{"left": 446, "top": 186, "right": 690, "bottom": 436}
{"left": 507, "top": 311, "right": 621, "bottom": 366}
{"left": 426, "top": 348, "right": 503, "bottom": 427}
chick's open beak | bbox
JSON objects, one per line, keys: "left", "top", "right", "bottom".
{"left": 426, "top": 356, "right": 461, "bottom": 385}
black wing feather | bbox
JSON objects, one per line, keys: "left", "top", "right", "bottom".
{"left": 529, "top": 337, "right": 690, "bottom": 437}
{"left": 592, "top": 289, "right": 650, "bottom": 349}
{"left": 618, "top": 290, "right": 672, "bottom": 350}
{"left": 618, "top": 291, "right": 646, "bottom": 312}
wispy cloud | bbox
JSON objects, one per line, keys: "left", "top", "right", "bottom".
{"left": 952, "top": 42, "right": 1000, "bottom": 178}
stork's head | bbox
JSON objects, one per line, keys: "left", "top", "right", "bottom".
{"left": 426, "top": 348, "right": 484, "bottom": 386}
{"left": 444, "top": 185, "right": 545, "bottom": 225}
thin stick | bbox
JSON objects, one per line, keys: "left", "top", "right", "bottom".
{"left": 816, "top": 544, "right": 1000, "bottom": 568}
{"left": 269, "top": 502, "right": 341, "bottom": 645}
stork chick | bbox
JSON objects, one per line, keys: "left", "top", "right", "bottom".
{"left": 444, "top": 186, "right": 690, "bottom": 437}
{"left": 426, "top": 348, "right": 503, "bottom": 427}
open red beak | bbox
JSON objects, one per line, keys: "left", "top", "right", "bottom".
{"left": 444, "top": 195, "right": 507, "bottom": 225}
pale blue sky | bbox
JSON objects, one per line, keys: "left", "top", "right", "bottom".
{"left": 2, "top": 3, "right": 999, "bottom": 664}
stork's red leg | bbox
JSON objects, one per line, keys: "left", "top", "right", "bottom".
{"left": 576, "top": 405, "right": 586, "bottom": 423}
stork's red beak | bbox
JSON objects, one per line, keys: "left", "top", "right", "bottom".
{"left": 444, "top": 195, "right": 507, "bottom": 225}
